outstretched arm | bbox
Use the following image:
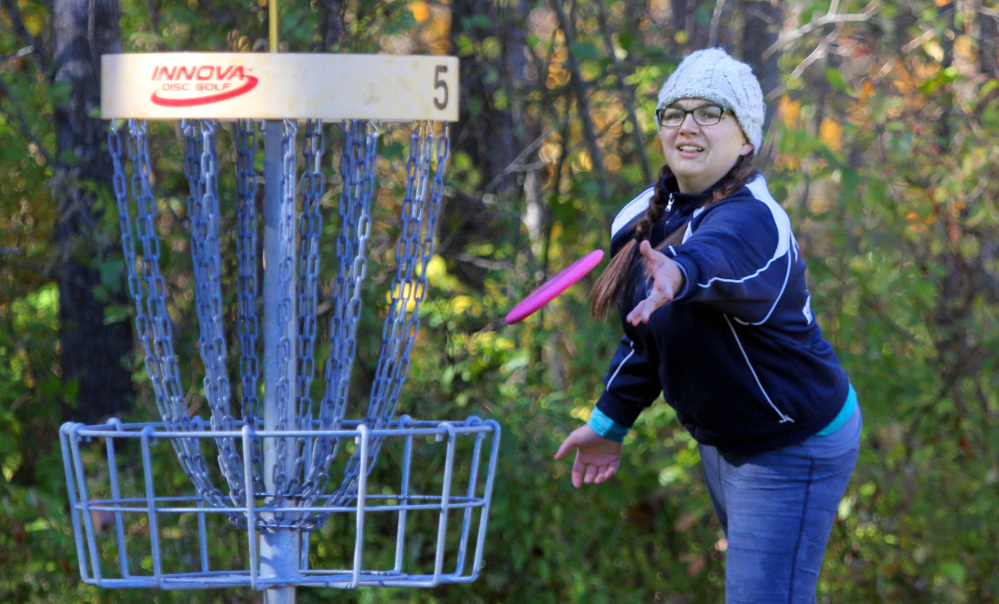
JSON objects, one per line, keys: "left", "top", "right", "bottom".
{"left": 554, "top": 424, "right": 623, "bottom": 489}
{"left": 627, "top": 240, "right": 685, "bottom": 326}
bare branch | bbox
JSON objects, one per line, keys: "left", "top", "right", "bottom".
{"left": 764, "top": 0, "right": 881, "bottom": 60}
{"left": 901, "top": 29, "right": 936, "bottom": 54}
{"left": 1, "top": 0, "right": 53, "bottom": 71}
{"left": 484, "top": 128, "right": 555, "bottom": 193}
{"left": 1, "top": 45, "right": 35, "bottom": 64}
{"left": 709, "top": 0, "right": 727, "bottom": 48}
{"left": 789, "top": 27, "right": 840, "bottom": 80}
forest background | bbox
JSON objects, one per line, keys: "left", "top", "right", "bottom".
{"left": 2, "top": 0, "right": 999, "bottom": 602}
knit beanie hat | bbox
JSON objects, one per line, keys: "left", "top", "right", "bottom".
{"left": 657, "top": 48, "right": 765, "bottom": 151}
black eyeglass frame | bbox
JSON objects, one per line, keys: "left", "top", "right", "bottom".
{"left": 655, "top": 104, "right": 730, "bottom": 128}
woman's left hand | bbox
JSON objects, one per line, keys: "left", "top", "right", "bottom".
{"left": 626, "top": 240, "right": 685, "bottom": 325}
{"left": 554, "top": 424, "right": 623, "bottom": 489}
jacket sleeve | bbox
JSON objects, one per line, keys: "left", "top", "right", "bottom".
{"left": 665, "top": 197, "right": 795, "bottom": 325}
{"left": 594, "top": 335, "right": 662, "bottom": 428}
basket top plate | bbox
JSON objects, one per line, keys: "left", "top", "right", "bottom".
{"left": 101, "top": 53, "right": 459, "bottom": 121}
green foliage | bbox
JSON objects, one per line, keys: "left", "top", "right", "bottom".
{"left": 4, "top": 0, "right": 999, "bottom": 602}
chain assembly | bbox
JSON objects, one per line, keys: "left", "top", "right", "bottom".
{"left": 235, "top": 118, "right": 265, "bottom": 496}
{"left": 111, "top": 120, "right": 229, "bottom": 512}
{"left": 332, "top": 121, "right": 450, "bottom": 509}
{"left": 108, "top": 118, "right": 449, "bottom": 531}
{"left": 296, "top": 119, "right": 379, "bottom": 529}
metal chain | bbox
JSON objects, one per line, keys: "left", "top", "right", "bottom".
{"left": 184, "top": 119, "right": 245, "bottom": 503}
{"left": 113, "top": 119, "right": 227, "bottom": 512}
{"left": 371, "top": 121, "right": 446, "bottom": 424}
{"left": 235, "top": 119, "right": 265, "bottom": 496}
{"left": 294, "top": 119, "right": 324, "bottom": 499}
{"left": 298, "top": 119, "right": 378, "bottom": 529}
{"left": 331, "top": 121, "right": 449, "bottom": 508}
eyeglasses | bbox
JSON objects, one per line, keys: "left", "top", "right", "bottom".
{"left": 656, "top": 104, "right": 728, "bottom": 128}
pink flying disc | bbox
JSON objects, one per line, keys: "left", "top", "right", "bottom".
{"left": 504, "top": 249, "right": 605, "bottom": 324}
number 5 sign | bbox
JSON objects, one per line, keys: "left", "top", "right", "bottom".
{"left": 101, "top": 53, "right": 460, "bottom": 122}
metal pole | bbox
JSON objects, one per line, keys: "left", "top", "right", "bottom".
{"left": 261, "top": 119, "right": 297, "bottom": 604}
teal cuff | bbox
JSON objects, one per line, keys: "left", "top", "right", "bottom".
{"left": 588, "top": 408, "right": 629, "bottom": 442}
{"left": 815, "top": 383, "right": 858, "bottom": 437}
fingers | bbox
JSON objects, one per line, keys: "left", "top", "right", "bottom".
{"left": 570, "top": 456, "right": 585, "bottom": 489}
{"left": 625, "top": 300, "right": 647, "bottom": 325}
{"left": 642, "top": 289, "right": 668, "bottom": 322}
{"left": 570, "top": 455, "right": 620, "bottom": 489}
{"left": 639, "top": 239, "right": 667, "bottom": 265}
{"left": 554, "top": 426, "right": 588, "bottom": 460}
{"left": 593, "top": 462, "right": 618, "bottom": 484}
{"left": 627, "top": 240, "right": 678, "bottom": 325}
{"left": 556, "top": 425, "right": 622, "bottom": 488}
{"left": 553, "top": 435, "right": 574, "bottom": 461}
{"left": 627, "top": 289, "right": 668, "bottom": 326}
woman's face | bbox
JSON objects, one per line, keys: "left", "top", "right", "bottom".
{"left": 658, "top": 98, "right": 753, "bottom": 194}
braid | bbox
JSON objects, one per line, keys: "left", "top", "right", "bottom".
{"left": 710, "top": 152, "right": 757, "bottom": 205}
{"left": 641, "top": 165, "right": 674, "bottom": 235}
{"left": 590, "top": 152, "right": 758, "bottom": 319}
{"left": 590, "top": 166, "right": 673, "bottom": 318}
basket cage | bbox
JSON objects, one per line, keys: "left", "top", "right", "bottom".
{"left": 61, "top": 417, "right": 499, "bottom": 590}
{"left": 60, "top": 114, "right": 501, "bottom": 591}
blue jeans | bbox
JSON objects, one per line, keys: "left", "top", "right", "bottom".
{"left": 699, "top": 406, "right": 861, "bottom": 604}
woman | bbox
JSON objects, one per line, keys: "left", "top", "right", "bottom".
{"left": 554, "top": 48, "right": 861, "bottom": 603}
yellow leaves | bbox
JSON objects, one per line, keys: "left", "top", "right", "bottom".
{"left": 819, "top": 117, "right": 843, "bottom": 152}
{"left": 21, "top": 8, "right": 46, "bottom": 37}
{"left": 408, "top": 1, "right": 430, "bottom": 23}
{"left": 540, "top": 141, "right": 562, "bottom": 164}
{"left": 906, "top": 211, "right": 927, "bottom": 234}
{"left": 889, "top": 68, "right": 919, "bottom": 96}
{"left": 396, "top": 1, "right": 451, "bottom": 55}
{"left": 546, "top": 62, "right": 571, "bottom": 89}
{"left": 953, "top": 34, "right": 973, "bottom": 63}
{"left": 425, "top": 254, "right": 447, "bottom": 281}
{"left": 450, "top": 295, "right": 475, "bottom": 314}
{"left": 779, "top": 96, "right": 801, "bottom": 127}
{"left": 603, "top": 154, "right": 622, "bottom": 172}
{"left": 924, "top": 39, "right": 945, "bottom": 63}
{"left": 386, "top": 280, "right": 424, "bottom": 313}
{"left": 859, "top": 80, "right": 875, "bottom": 103}
{"left": 573, "top": 150, "right": 593, "bottom": 172}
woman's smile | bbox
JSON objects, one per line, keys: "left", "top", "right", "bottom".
{"left": 659, "top": 98, "right": 753, "bottom": 193}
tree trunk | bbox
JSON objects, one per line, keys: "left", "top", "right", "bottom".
{"left": 740, "top": 0, "right": 782, "bottom": 129}
{"left": 53, "top": 0, "right": 133, "bottom": 424}
{"left": 318, "top": 0, "right": 346, "bottom": 51}
{"left": 443, "top": 0, "right": 533, "bottom": 286}
{"left": 980, "top": 3, "right": 998, "bottom": 76}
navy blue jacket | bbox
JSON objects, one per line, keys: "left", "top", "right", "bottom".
{"left": 596, "top": 173, "right": 849, "bottom": 454}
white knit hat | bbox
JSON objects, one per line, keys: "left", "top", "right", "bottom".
{"left": 657, "top": 48, "right": 765, "bottom": 151}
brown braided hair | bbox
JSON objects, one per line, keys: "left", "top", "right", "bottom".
{"left": 590, "top": 151, "right": 758, "bottom": 318}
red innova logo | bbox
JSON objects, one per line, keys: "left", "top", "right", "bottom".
{"left": 150, "top": 64, "right": 258, "bottom": 107}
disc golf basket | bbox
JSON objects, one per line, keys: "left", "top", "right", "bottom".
{"left": 59, "top": 52, "right": 499, "bottom": 601}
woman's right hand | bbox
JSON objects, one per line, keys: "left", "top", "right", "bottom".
{"left": 627, "top": 240, "right": 684, "bottom": 325}
{"left": 553, "top": 424, "right": 623, "bottom": 489}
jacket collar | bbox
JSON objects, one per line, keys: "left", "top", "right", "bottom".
{"left": 661, "top": 174, "right": 723, "bottom": 216}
